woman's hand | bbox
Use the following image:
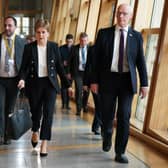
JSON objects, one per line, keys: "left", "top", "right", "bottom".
{"left": 17, "top": 80, "right": 25, "bottom": 90}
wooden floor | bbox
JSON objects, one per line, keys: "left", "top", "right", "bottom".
{"left": 79, "top": 99, "right": 168, "bottom": 168}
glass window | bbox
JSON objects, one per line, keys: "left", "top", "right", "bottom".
{"left": 135, "top": 34, "right": 159, "bottom": 123}
{"left": 22, "top": 17, "right": 30, "bottom": 35}
{"left": 131, "top": 0, "right": 165, "bottom": 130}
{"left": 150, "top": 0, "right": 165, "bottom": 28}
{"left": 14, "top": 16, "right": 33, "bottom": 37}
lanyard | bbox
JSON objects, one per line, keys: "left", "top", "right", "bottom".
{"left": 4, "top": 34, "right": 16, "bottom": 59}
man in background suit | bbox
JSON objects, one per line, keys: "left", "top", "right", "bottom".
{"left": 68, "top": 32, "right": 90, "bottom": 115}
{"left": 83, "top": 45, "right": 102, "bottom": 135}
{"left": 90, "top": 4, "right": 148, "bottom": 163}
{"left": 0, "top": 16, "right": 26, "bottom": 144}
{"left": 60, "top": 34, "right": 74, "bottom": 110}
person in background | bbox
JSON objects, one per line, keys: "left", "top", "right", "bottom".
{"left": 83, "top": 45, "right": 102, "bottom": 135}
{"left": 68, "top": 32, "right": 90, "bottom": 115}
{"left": 26, "top": 34, "right": 36, "bottom": 44}
{"left": 0, "top": 16, "right": 26, "bottom": 145}
{"left": 60, "top": 34, "right": 74, "bottom": 110}
{"left": 17, "top": 19, "right": 72, "bottom": 157}
{"left": 90, "top": 4, "right": 148, "bottom": 163}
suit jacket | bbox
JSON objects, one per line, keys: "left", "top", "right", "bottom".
{"left": 83, "top": 45, "right": 95, "bottom": 86}
{"left": 59, "top": 44, "right": 73, "bottom": 74}
{"left": 91, "top": 26, "right": 148, "bottom": 93}
{"left": 0, "top": 34, "right": 26, "bottom": 73}
{"left": 19, "top": 41, "right": 71, "bottom": 93}
{"left": 68, "top": 44, "right": 89, "bottom": 78}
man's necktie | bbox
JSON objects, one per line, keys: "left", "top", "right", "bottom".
{"left": 118, "top": 29, "right": 124, "bottom": 72}
{"left": 4, "top": 38, "right": 12, "bottom": 72}
{"left": 81, "top": 47, "right": 86, "bottom": 69}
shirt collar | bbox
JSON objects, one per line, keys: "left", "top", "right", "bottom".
{"left": 116, "top": 25, "right": 129, "bottom": 32}
{"left": 3, "top": 33, "right": 16, "bottom": 41}
{"left": 80, "top": 45, "right": 87, "bottom": 49}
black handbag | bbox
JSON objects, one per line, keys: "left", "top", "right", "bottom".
{"left": 8, "top": 91, "right": 32, "bottom": 140}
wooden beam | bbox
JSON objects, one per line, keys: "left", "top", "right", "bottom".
{"left": 85, "top": 0, "right": 101, "bottom": 43}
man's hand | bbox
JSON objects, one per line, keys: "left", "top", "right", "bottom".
{"left": 90, "top": 83, "right": 98, "bottom": 94}
{"left": 68, "top": 87, "right": 73, "bottom": 97}
{"left": 17, "top": 80, "right": 25, "bottom": 90}
{"left": 83, "top": 85, "right": 89, "bottom": 92}
{"left": 66, "top": 73, "right": 71, "bottom": 80}
{"left": 140, "top": 87, "right": 148, "bottom": 99}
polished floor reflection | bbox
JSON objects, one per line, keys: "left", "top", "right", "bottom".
{"left": 0, "top": 99, "right": 149, "bottom": 168}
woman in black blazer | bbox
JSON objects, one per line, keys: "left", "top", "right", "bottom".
{"left": 18, "top": 19, "right": 71, "bottom": 156}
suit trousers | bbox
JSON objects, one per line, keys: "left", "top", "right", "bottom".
{"left": 74, "top": 72, "right": 89, "bottom": 113}
{"left": 91, "top": 92, "right": 102, "bottom": 131}
{"left": 27, "top": 77, "right": 57, "bottom": 140}
{"left": 0, "top": 77, "right": 19, "bottom": 138}
{"left": 61, "top": 79, "right": 72, "bottom": 108}
{"left": 100, "top": 72, "right": 133, "bottom": 154}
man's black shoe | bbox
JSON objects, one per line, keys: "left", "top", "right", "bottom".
{"left": 66, "top": 106, "right": 71, "bottom": 110}
{"left": 92, "top": 129, "right": 100, "bottom": 135}
{"left": 102, "top": 139, "right": 111, "bottom": 152}
{"left": 83, "top": 106, "right": 88, "bottom": 113}
{"left": 76, "top": 112, "right": 81, "bottom": 116}
{"left": 115, "top": 154, "right": 128, "bottom": 163}
{"left": 3, "top": 139, "right": 11, "bottom": 145}
{"left": 0, "top": 136, "right": 4, "bottom": 145}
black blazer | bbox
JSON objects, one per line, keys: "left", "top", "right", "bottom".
{"left": 19, "top": 41, "right": 71, "bottom": 93}
{"left": 68, "top": 44, "right": 89, "bottom": 78}
{"left": 0, "top": 34, "right": 26, "bottom": 72}
{"left": 83, "top": 45, "right": 95, "bottom": 86}
{"left": 91, "top": 26, "right": 148, "bottom": 93}
{"left": 59, "top": 44, "right": 73, "bottom": 74}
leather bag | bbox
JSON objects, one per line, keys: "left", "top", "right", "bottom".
{"left": 8, "top": 91, "right": 32, "bottom": 140}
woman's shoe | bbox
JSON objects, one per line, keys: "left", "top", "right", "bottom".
{"left": 40, "top": 140, "right": 48, "bottom": 157}
{"left": 31, "top": 132, "right": 39, "bottom": 148}
{"left": 40, "top": 152, "right": 48, "bottom": 157}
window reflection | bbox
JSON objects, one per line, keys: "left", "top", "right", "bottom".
{"left": 135, "top": 34, "right": 159, "bottom": 123}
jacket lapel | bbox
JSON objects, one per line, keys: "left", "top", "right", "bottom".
{"left": 126, "top": 27, "right": 134, "bottom": 61}
{"left": 32, "top": 41, "right": 38, "bottom": 72}
{"left": 47, "top": 42, "right": 50, "bottom": 69}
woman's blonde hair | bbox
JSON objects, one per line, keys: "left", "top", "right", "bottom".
{"left": 35, "top": 19, "right": 50, "bottom": 32}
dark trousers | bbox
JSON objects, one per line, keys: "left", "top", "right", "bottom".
{"left": 61, "top": 79, "right": 72, "bottom": 108}
{"left": 0, "top": 77, "right": 19, "bottom": 138}
{"left": 91, "top": 92, "right": 102, "bottom": 131}
{"left": 74, "top": 73, "right": 89, "bottom": 113}
{"left": 27, "top": 77, "right": 57, "bottom": 140}
{"left": 100, "top": 73, "right": 133, "bottom": 154}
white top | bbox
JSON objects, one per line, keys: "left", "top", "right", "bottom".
{"left": 78, "top": 45, "right": 87, "bottom": 71}
{"left": 111, "top": 25, "right": 129, "bottom": 72}
{"left": 0, "top": 34, "right": 17, "bottom": 77}
{"left": 37, "top": 45, "right": 48, "bottom": 77}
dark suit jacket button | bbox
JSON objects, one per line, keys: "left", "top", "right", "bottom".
{"left": 51, "top": 60, "right": 54, "bottom": 63}
{"left": 51, "top": 67, "right": 54, "bottom": 70}
{"left": 30, "top": 75, "right": 34, "bottom": 78}
{"left": 50, "top": 74, "right": 54, "bottom": 77}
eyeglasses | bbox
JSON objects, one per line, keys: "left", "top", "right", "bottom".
{"left": 117, "top": 12, "right": 129, "bottom": 17}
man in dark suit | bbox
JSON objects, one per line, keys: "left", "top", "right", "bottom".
{"left": 90, "top": 4, "right": 148, "bottom": 163}
{"left": 83, "top": 45, "right": 102, "bottom": 135}
{"left": 60, "top": 34, "right": 74, "bottom": 110}
{"left": 0, "top": 16, "right": 26, "bottom": 144}
{"left": 68, "top": 32, "right": 90, "bottom": 115}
